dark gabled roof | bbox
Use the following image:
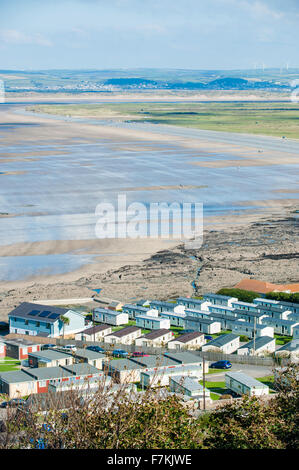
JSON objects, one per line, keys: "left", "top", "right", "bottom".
{"left": 108, "top": 326, "right": 141, "bottom": 338}
{"left": 204, "top": 333, "right": 239, "bottom": 347}
{"left": 0, "top": 369, "right": 34, "bottom": 384}
{"left": 238, "top": 336, "right": 275, "bottom": 350}
{"left": 141, "top": 329, "right": 171, "bottom": 340}
{"left": 79, "top": 324, "right": 111, "bottom": 335}
{"left": 164, "top": 351, "right": 202, "bottom": 365}
{"left": 61, "top": 363, "right": 101, "bottom": 375}
{"left": 8, "top": 302, "right": 68, "bottom": 323}
{"left": 170, "top": 331, "right": 204, "bottom": 343}
{"left": 185, "top": 316, "right": 220, "bottom": 324}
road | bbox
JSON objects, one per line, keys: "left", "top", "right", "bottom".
{"left": 206, "top": 363, "right": 274, "bottom": 381}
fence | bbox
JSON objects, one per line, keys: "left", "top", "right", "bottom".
{"left": 4, "top": 333, "right": 291, "bottom": 367}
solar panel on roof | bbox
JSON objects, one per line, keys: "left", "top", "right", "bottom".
{"left": 28, "top": 310, "right": 40, "bottom": 316}
{"left": 49, "top": 313, "right": 60, "bottom": 320}
{"left": 39, "top": 311, "right": 51, "bottom": 318}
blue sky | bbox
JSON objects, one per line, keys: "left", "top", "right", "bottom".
{"left": 0, "top": 0, "right": 298, "bottom": 70}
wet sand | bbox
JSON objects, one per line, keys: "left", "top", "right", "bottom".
{"left": 0, "top": 98, "right": 298, "bottom": 319}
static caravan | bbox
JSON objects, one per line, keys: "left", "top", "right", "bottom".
{"left": 168, "top": 331, "right": 205, "bottom": 351}
{"left": 163, "top": 351, "right": 208, "bottom": 373}
{"left": 140, "top": 364, "right": 203, "bottom": 388}
{"left": 176, "top": 297, "right": 210, "bottom": 312}
{"left": 160, "top": 311, "right": 186, "bottom": 327}
{"left": 232, "top": 320, "right": 274, "bottom": 338}
{"left": 293, "top": 325, "right": 299, "bottom": 340}
{"left": 108, "top": 359, "right": 144, "bottom": 384}
{"left": 121, "top": 304, "right": 149, "bottom": 319}
{"left": 0, "top": 370, "right": 37, "bottom": 398}
{"left": 201, "top": 333, "right": 240, "bottom": 354}
{"left": 275, "top": 339, "right": 299, "bottom": 359}
{"left": 135, "top": 314, "right": 170, "bottom": 330}
{"left": 184, "top": 316, "right": 221, "bottom": 334}
{"left": 260, "top": 317, "right": 299, "bottom": 336}
{"left": 104, "top": 326, "right": 142, "bottom": 345}
{"left": 237, "top": 336, "right": 276, "bottom": 356}
{"left": 170, "top": 375, "right": 210, "bottom": 400}
{"left": 73, "top": 348, "right": 105, "bottom": 369}
{"left": 203, "top": 293, "right": 238, "bottom": 307}
{"left": 135, "top": 329, "right": 173, "bottom": 348}
{"left": 231, "top": 301, "right": 258, "bottom": 312}
{"left": 75, "top": 324, "right": 112, "bottom": 342}
{"left": 28, "top": 349, "right": 74, "bottom": 368}
{"left": 225, "top": 371, "right": 269, "bottom": 397}
{"left": 148, "top": 301, "right": 175, "bottom": 313}
{"left": 93, "top": 308, "right": 128, "bottom": 326}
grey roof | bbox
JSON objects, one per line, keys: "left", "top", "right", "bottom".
{"left": 8, "top": 302, "right": 68, "bottom": 323}
{"left": 185, "top": 316, "right": 220, "bottom": 325}
{"left": 203, "top": 293, "right": 234, "bottom": 300}
{"left": 61, "top": 363, "right": 101, "bottom": 375}
{"left": 170, "top": 375, "right": 204, "bottom": 392}
{"left": 94, "top": 308, "right": 124, "bottom": 317}
{"left": 142, "top": 364, "right": 202, "bottom": 377}
{"left": 108, "top": 359, "right": 144, "bottom": 371}
{"left": 0, "top": 369, "right": 34, "bottom": 384}
{"left": 26, "top": 366, "right": 73, "bottom": 380}
{"left": 205, "top": 312, "right": 237, "bottom": 322}
{"left": 238, "top": 336, "right": 275, "bottom": 350}
{"left": 276, "top": 339, "right": 299, "bottom": 352}
{"left": 136, "top": 314, "right": 166, "bottom": 322}
{"left": 3, "top": 338, "right": 42, "bottom": 347}
{"left": 177, "top": 297, "right": 204, "bottom": 305}
{"left": 123, "top": 304, "right": 148, "bottom": 313}
{"left": 205, "top": 333, "right": 239, "bottom": 347}
{"left": 169, "top": 331, "right": 204, "bottom": 343}
{"left": 28, "top": 350, "right": 72, "bottom": 361}
{"left": 74, "top": 348, "right": 105, "bottom": 360}
{"left": 231, "top": 301, "right": 257, "bottom": 307}
{"left": 130, "top": 354, "right": 179, "bottom": 369}
{"left": 107, "top": 326, "right": 141, "bottom": 338}
{"left": 226, "top": 371, "right": 268, "bottom": 389}
{"left": 164, "top": 351, "right": 203, "bottom": 365}
{"left": 141, "top": 329, "right": 171, "bottom": 340}
{"left": 258, "top": 305, "right": 291, "bottom": 314}
{"left": 261, "top": 317, "right": 299, "bottom": 326}
{"left": 149, "top": 300, "right": 175, "bottom": 308}
{"left": 233, "top": 320, "right": 271, "bottom": 329}
{"left": 233, "top": 309, "right": 264, "bottom": 318}
{"left": 78, "top": 324, "right": 111, "bottom": 336}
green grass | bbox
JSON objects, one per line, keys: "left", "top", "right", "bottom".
{"left": 0, "top": 357, "right": 21, "bottom": 372}
{"left": 208, "top": 368, "right": 225, "bottom": 374}
{"left": 256, "top": 376, "right": 275, "bottom": 392}
{"left": 30, "top": 102, "right": 299, "bottom": 140}
{"left": 199, "top": 380, "right": 229, "bottom": 400}
{"left": 170, "top": 326, "right": 184, "bottom": 337}
{"left": 211, "top": 330, "right": 232, "bottom": 339}
{"left": 274, "top": 334, "right": 292, "bottom": 346}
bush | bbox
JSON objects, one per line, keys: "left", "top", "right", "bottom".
{"left": 266, "top": 292, "right": 299, "bottom": 304}
{"left": 216, "top": 288, "right": 258, "bottom": 303}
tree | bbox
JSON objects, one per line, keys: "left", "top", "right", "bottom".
{"left": 60, "top": 315, "right": 70, "bottom": 339}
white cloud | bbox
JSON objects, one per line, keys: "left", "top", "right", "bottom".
{"left": 0, "top": 30, "right": 53, "bottom": 46}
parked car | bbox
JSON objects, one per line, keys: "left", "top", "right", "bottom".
{"left": 0, "top": 321, "right": 8, "bottom": 331}
{"left": 204, "top": 335, "right": 213, "bottom": 341}
{"left": 131, "top": 351, "right": 150, "bottom": 357}
{"left": 210, "top": 360, "right": 232, "bottom": 369}
{"left": 62, "top": 344, "right": 77, "bottom": 352}
{"left": 86, "top": 346, "right": 105, "bottom": 353}
{"left": 41, "top": 344, "right": 57, "bottom": 350}
{"left": 0, "top": 398, "right": 26, "bottom": 408}
{"left": 112, "top": 349, "right": 129, "bottom": 358}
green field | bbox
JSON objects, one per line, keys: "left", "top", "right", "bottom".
{"left": 0, "top": 357, "right": 21, "bottom": 372}
{"left": 29, "top": 101, "right": 299, "bottom": 139}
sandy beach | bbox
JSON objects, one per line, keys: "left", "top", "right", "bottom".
{"left": 0, "top": 97, "right": 298, "bottom": 320}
